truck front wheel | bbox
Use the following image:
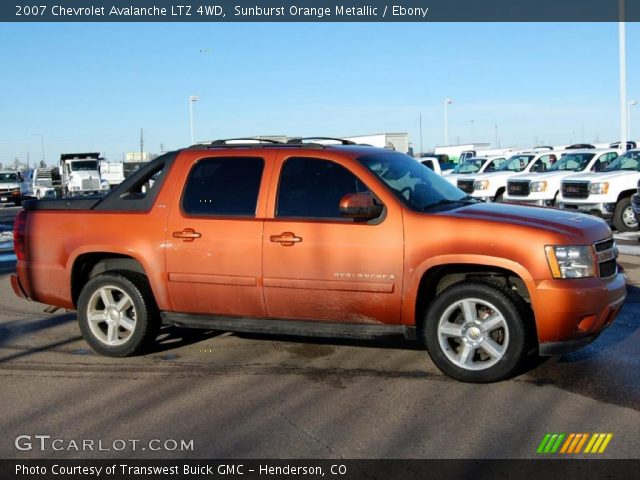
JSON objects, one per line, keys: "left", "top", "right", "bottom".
{"left": 613, "top": 197, "right": 638, "bottom": 232}
{"left": 423, "top": 280, "right": 532, "bottom": 383}
{"left": 77, "top": 271, "right": 159, "bottom": 357}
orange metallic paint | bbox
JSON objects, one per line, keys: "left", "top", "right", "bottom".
{"left": 12, "top": 145, "right": 627, "bottom": 348}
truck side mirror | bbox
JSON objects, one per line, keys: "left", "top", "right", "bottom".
{"left": 339, "top": 193, "right": 383, "bottom": 220}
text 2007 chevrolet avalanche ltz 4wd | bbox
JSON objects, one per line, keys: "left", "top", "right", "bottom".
{"left": 11, "top": 139, "right": 627, "bottom": 382}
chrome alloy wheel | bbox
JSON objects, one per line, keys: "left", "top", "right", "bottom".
{"left": 437, "top": 297, "right": 509, "bottom": 371}
{"left": 622, "top": 205, "right": 638, "bottom": 229}
{"left": 86, "top": 285, "right": 137, "bottom": 346}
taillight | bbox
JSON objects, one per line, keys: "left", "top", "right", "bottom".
{"left": 13, "top": 209, "right": 27, "bottom": 261}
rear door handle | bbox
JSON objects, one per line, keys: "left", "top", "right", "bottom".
{"left": 172, "top": 228, "right": 202, "bottom": 242}
{"left": 270, "top": 232, "right": 303, "bottom": 246}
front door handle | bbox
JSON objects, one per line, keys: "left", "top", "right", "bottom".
{"left": 172, "top": 228, "right": 202, "bottom": 242}
{"left": 270, "top": 232, "right": 303, "bottom": 246}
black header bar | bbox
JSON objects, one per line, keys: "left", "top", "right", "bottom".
{"left": 2, "top": 459, "right": 640, "bottom": 480}
{"left": 4, "top": 0, "right": 640, "bottom": 22}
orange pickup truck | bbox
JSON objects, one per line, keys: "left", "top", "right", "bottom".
{"left": 11, "top": 139, "right": 627, "bottom": 382}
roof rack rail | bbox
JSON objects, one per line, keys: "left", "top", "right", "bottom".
{"left": 566, "top": 143, "right": 595, "bottom": 150}
{"left": 209, "top": 137, "right": 284, "bottom": 145}
{"left": 286, "top": 137, "right": 357, "bottom": 145}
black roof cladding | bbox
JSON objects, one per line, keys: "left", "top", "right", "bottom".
{"left": 189, "top": 137, "right": 358, "bottom": 150}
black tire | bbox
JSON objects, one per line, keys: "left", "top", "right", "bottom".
{"left": 495, "top": 192, "right": 504, "bottom": 203}
{"left": 14, "top": 199, "right": 22, "bottom": 206}
{"left": 423, "top": 280, "right": 533, "bottom": 383}
{"left": 613, "top": 197, "right": 638, "bottom": 232}
{"left": 77, "top": 271, "right": 159, "bottom": 357}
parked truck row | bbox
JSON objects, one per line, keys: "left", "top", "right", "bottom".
{"left": 8, "top": 154, "right": 151, "bottom": 203}
{"left": 446, "top": 147, "right": 639, "bottom": 232}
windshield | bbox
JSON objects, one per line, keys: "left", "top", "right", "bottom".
{"left": 358, "top": 152, "right": 475, "bottom": 212}
{"left": 497, "top": 155, "right": 535, "bottom": 172}
{"left": 451, "top": 158, "right": 485, "bottom": 174}
{"left": 70, "top": 161, "right": 99, "bottom": 171}
{"left": 483, "top": 158, "right": 506, "bottom": 173}
{"left": 0, "top": 173, "right": 19, "bottom": 183}
{"left": 604, "top": 150, "right": 640, "bottom": 171}
{"left": 548, "top": 153, "right": 595, "bottom": 172}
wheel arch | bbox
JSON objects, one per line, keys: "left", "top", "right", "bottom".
{"left": 617, "top": 189, "right": 636, "bottom": 202}
{"left": 70, "top": 252, "right": 151, "bottom": 308}
{"left": 406, "top": 256, "right": 537, "bottom": 335}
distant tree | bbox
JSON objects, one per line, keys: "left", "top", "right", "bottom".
{"left": 39, "top": 160, "right": 46, "bottom": 168}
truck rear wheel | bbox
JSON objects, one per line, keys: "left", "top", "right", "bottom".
{"left": 77, "top": 271, "right": 159, "bottom": 357}
{"left": 423, "top": 280, "right": 532, "bottom": 383}
{"left": 613, "top": 197, "right": 638, "bottom": 232}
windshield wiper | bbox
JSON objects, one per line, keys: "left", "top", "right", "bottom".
{"left": 423, "top": 197, "right": 477, "bottom": 211}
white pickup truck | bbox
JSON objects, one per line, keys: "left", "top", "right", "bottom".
{"left": 559, "top": 148, "right": 640, "bottom": 232}
{"left": 20, "top": 167, "right": 56, "bottom": 199}
{"left": 419, "top": 157, "right": 455, "bottom": 176}
{"left": 456, "top": 151, "right": 560, "bottom": 202}
{"left": 504, "top": 149, "right": 618, "bottom": 207}
{"left": 444, "top": 156, "right": 506, "bottom": 186}
{"left": 0, "top": 170, "right": 23, "bottom": 206}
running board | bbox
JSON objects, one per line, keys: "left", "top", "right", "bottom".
{"left": 161, "top": 312, "right": 417, "bottom": 341}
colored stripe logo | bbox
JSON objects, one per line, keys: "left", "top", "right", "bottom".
{"left": 537, "top": 433, "right": 613, "bottom": 454}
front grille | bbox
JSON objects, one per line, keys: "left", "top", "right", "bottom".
{"left": 594, "top": 237, "right": 617, "bottom": 279}
{"left": 599, "top": 259, "right": 617, "bottom": 278}
{"left": 81, "top": 178, "right": 100, "bottom": 190}
{"left": 594, "top": 238, "right": 614, "bottom": 252}
{"left": 562, "top": 181, "right": 589, "bottom": 199}
{"left": 457, "top": 179, "right": 474, "bottom": 193}
{"left": 507, "top": 180, "right": 530, "bottom": 196}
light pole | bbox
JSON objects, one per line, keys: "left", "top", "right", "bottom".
{"left": 628, "top": 100, "right": 637, "bottom": 139}
{"left": 444, "top": 98, "right": 453, "bottom": 145}
{"left": 619, "top": 1, "right": 628, "bottom": 152}
{"left": 34, "top": 134, "right": 45, "bottom": 166}
{"left": 419, "top": 113, "right": 423, "bottom": 155}
{"left": 494, "top": 124, "right": 498, "bottom": 147}
{"left": 189, "top": 95, "right": 199, "bottom": 145}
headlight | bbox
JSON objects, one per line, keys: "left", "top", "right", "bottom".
{"left": 530, "top": 181, "right": 547, "bottom": 192}
{"left": 69, "top": 185, "right": 80, "bottom": 191}
{"left": 100, "top": 180, "right": 110, "bottom": 190}
{"left": 474, "top": 180, "right": 490, "bottom": 190}
{"left": 545, "top": 245, "right": 595, "bottom": 279}
{"left": 589, "top": 182, "right": 609, "bottom": 195}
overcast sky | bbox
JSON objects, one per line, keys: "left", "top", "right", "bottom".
{"left": 1, "top": 22, "right": 638, "bottom": 163}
